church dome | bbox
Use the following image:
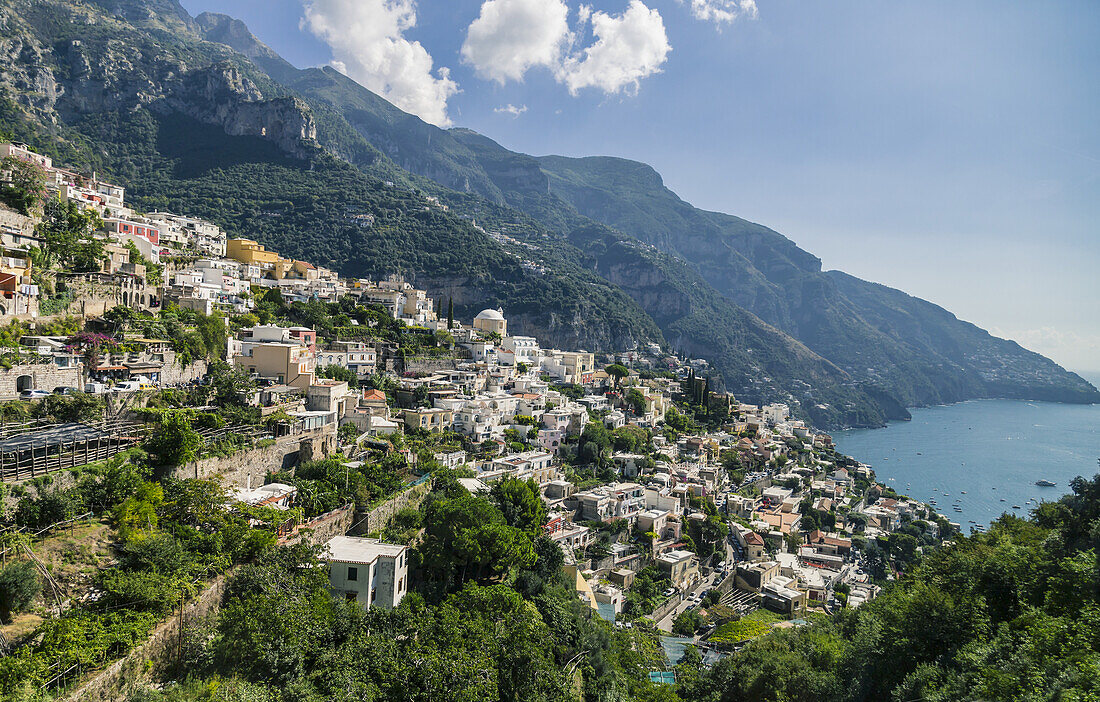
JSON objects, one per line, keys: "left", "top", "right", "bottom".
{"left": 475, "top": 308, "right": 505, "bottom": 321}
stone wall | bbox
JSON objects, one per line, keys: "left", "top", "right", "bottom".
{"left": 63, "top": 574, "right": 230, "bottom": 702}
{"left": 159, "top": 357, "right": 207, "bottom": 386}
{"left": 401, "top": 357, "right": 460, "bottom": 374}
{"left": 351, "top": 479, "right": 432, "bottom": 535}
{"left": 651, "top": 591, "right": 686, "bottom": 622}
{"left": 57, "top": 274, "right": 157, "bottom": 316}
{"left": 0, "top": 363, "right": 82, "bottom": 398}
{"left": 279, "top": 503, "right": 354, "bottom": 547}
{"left": 173, "top": 437, "right": 301, "bottom": 489}
{"left": 172, "top": 427, "right": 336, "bottom": 489}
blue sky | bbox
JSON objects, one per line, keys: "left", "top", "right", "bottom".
{"left": 181, "top": 0, "right": 1100, "bottom": 376}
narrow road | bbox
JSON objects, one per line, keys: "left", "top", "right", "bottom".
{"left": 655, "top": 570, "right": 721, "bottom": 633}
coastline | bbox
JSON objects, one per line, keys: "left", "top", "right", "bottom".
{"left": 834, "top": 399, "right": 1100, "bottom": 527}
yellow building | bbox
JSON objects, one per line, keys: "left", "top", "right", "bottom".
{"left": 0, "top": 249, "right": 32, "bottom": 281}
{"left": 226, "top": 239, "right": 281, "bottom": 268}
{"left": 402, "top": 408, "right": 454, "bottom": 432}
{"left": 233, "top": 342, "right": 315, "bottom": 388}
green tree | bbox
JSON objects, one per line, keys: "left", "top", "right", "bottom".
{"left": 0, "top": 156, "right": 46, "bottom": 215}
{"left": 145, "top": 414, "right": 202, "bottom": 466}
{"left": 490, "top": 477, "right": 547, "bottom": 537}
{"left": 111, "top": 481, "right": 164, "bottom": 538}
{"left": 577, "top": 421, "right": 612, "bottom": 467}
{"left": 317, "top": 363, "right": 359, "bottom": 387}
{"left": 195, "top": 312, "right": 228, "bottom": 361}
{"left": 33, "top": 200, "right": 104, "bottom": 271}
{"left": 672, "top": 608, "right": 702, "bottom": 636}
{"left": 206, "top": 360, "right": 256, "bottom": 407}
{"left": 420, "top": 494, "right": 536, "bottom": 588}
{"left": 605, "top": 363, "right": 629, "bottom": 387}
{"left": 0, "top": 561, "right": 39, "bottom": 622}
{"left": 611, "top": 424, "right": 648, "bottom": 453}
{"left": 338, "top": 422, "right": 361, "bottom": 444}
{"left": 625, "top": 388, "right": 647, "bottom": 416}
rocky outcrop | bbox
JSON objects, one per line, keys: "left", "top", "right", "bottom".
{"left": 0, "top": 2, "right": 318, "bottom": 160}
{"left": 166, "top": 64, "right": 317, "bottom": 157}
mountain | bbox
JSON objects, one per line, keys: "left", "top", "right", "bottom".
{"left": 531, "top": 155, "right": 1100, "bottom": 406}
{"left": 0, "top": 0, "right": 1094, "bottom": 428}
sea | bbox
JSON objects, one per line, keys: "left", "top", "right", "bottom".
{"left": 834, "top": 399, "right": 1100, "bottom": 530}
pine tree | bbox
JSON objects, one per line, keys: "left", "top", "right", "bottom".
{"left": 447, "top": 297, "right": 454, "bottom": 330}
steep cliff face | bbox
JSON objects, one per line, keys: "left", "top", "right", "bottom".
{"left": 0, "top": 0, "right": 317, "bottom": 161}
{"left": 166, "top": 64, "right": 317, "bottom": 157}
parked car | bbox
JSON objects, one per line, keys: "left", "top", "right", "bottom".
{"left": 52, "top": 386, "right": 80, "bottom": 395}
{"left": 112, "top": 381, "right": 143, "bottom": 393}
{"left": 19, "top": 389, "right": 50, "bottom": 399}
{"left": 84, "top": 382, "right": 109, "bottom": 394}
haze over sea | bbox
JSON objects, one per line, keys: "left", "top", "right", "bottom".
{"left": 834, "top": 399, "right": 1100, "bottom": 530}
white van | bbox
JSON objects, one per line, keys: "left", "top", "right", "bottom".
{"left": 84, "top": 382, "right": 109, "bottom": 394}
{"left": 112, "top": 381, "right": 142, "bottom": 393}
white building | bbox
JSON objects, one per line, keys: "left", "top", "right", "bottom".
{"left": 323, "top": 536, "right": 409, "bottom": 610}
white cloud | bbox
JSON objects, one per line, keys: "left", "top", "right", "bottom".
{"left": 493, "top": 103, "right": 528, "bottom": 117}
{"left": 461, "top": 0, "right": 571, "bottom": 84}
{"left": 681, "top": 0, "right": 757, "bottom": 26}
{"left": 302, "top": 0, "right": 458, "bottom": 127}
{"left": 557, "top": 1, "right": 671, "bottom": 95}
{"left": 461, "top": 0, "right": 670, "bottom": 97}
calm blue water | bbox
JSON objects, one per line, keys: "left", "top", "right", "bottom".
{"left": 835, "top": 399, "right": 1100, "bottom": 529}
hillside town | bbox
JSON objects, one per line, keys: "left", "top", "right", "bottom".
{"left": 0, "top": 141, "right": 959, "bottom": 696}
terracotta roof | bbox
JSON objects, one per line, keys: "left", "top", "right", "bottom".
{"left": 362, "top": 389, "right": 387, "bottom": 401}
{"left": 745, "top": 531, "right": 765, "bottom": 546}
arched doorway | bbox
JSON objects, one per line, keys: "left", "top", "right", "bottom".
{"left": 16, "top": 375, "right": 32, "bottom": 392}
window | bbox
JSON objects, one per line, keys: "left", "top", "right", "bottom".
{"left": 346, "top": 592, "right": 357, "bottom": 601}
{"left": 347, "top": 566, "right": 358, "bottom": 581}
{"left": 397, "top": 578, "right": 404, "bottom": 593}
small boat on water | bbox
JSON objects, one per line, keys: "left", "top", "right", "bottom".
{"left": 1012, "top": 505, "right": 1021, "bottom": 509}
{"left": 1035, "top": 480, "right": 1056, "bottom": 487}
{"left": 961, "top": 491, "right": 967, "bottom": 494}
{"left": 1000, "top": 498, "right": 1005, "bottom": 502}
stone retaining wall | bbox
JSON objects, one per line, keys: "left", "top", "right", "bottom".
{"left": 280, "top": 503, "right": 355, "bottom": 547}
{"left": 170, "top": 428, "right": 339, "bottom": 489}
{"left": 351, "top": 479, "right": 432, "bottom": 535}
{"left": 651, "top": 592, "right": 686, "bottom": 622}
{"left": 0, "top": 364, "right": 82, "bottom": 398}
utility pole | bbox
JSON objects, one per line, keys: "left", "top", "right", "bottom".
{"left": 177, "top": 590, "right": 184, "bottom": 670}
